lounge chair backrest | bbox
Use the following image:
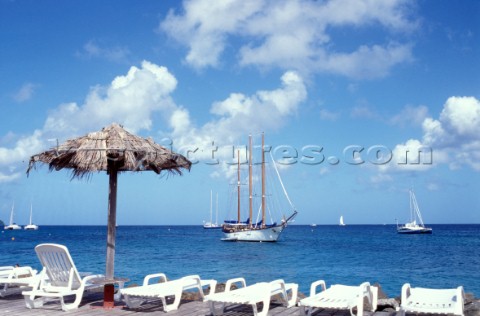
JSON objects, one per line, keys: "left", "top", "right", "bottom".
{"left": 0, "top": 266, "right": 15, "bottom": 278}
{"left": 35, "top": 244, "right": 82, "bottom": 289}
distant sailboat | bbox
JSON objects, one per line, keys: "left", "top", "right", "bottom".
{"left": 339, "top": 215, "right": 346, "bottom": 226}
{"left": 4, "top": 202, "right": 21, "bottom": 230}
{"left": 24, "top": 204, "right": 39, "bottom": 230}
{"left": 203, "top": 190, "right": 221, "bottom": 229}
{"left": 397, "top": 189, "right": 432, "bottom": 234}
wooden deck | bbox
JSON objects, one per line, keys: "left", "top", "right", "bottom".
{"left": 0, "top": 291, "right": 395, "bottom": 316}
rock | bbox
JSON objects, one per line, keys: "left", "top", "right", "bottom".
{"left": 377, "top": 298, "right": 399, "bottom": 310}
{"left": 373, "top": 283, "right": 389, "bottom": 300}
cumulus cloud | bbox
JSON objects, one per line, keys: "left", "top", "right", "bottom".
{"left": 0, "top": 61, "right": 178, "bottom": 183}
{"left": 13, "top": 83, "right": 39, "bottom": 102}
{"left": 172, "top": 71, "right": 306, "bottom": 146}
{"left": 160, "top": 0, "right": 416, "bottom": 78}
{"left": 378, "top": 96, "right": 480, "bottom": 176}
{"left": 422, "top": 96, "right": 480, "bottom": 170}
{"left": 0, "top": 61, "right": 306, "bottom": 183}
{"left": 43, "top": 60, "right": 178, "bottom": 136}
{"left": 0, "top": 130, "right": 44, "bottom": 183}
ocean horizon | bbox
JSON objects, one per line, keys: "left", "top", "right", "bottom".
{"left": 2, "top": 224, "right": 479, "bottom": 298}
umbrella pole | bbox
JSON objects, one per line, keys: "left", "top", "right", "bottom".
{"left": 106, "top": 167, "right": 117, "bottom": 280}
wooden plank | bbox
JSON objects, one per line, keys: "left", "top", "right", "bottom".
{"left": 1, "top": 294, "right": 466, "bottom": 316}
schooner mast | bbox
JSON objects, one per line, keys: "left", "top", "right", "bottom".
{"left": 261, "top": 133, "right": 266, "bottom": 228}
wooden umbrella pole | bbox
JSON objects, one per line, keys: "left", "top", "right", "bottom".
{"left": 106, "top": 167, "right": 118, "bottom": 280}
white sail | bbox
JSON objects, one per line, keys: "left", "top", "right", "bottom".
{"left": 339, "top": 215, "right": 345, "bottom": 226}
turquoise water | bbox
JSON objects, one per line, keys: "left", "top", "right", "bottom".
{"left": 1, "top": 225, "right": 479, "bottom": 297}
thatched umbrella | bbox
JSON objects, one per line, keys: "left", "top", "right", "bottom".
{"left": 27, "top": 123, "right": 191, "bottom": 281}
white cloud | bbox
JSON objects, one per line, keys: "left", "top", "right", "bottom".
{"left": 319, "top": 109, "right": 340, "bottom": 121}
{"left": 317, "top": 43, "right": 413, "bottom": 79}
{"left": 0, "top": 172, "right": 21, "bottom": 183}
{"left": 161, "top": 0, "right": 263, "bottom": 69}
{"left": 422, "top": 96, "right": 480, "bottom": 170}
{"left": 160, "top": 0, "right": 416, "bottom": 78}
{"left": 0, "top": 130, "right": 44, "bottom": 166}
{"left": 13, "top": 83, "right": 38, "bottom": 103}
{"left": 43, "top": 60, "right": 177, "bottom": 136}
{"left": 1, "top": 61, "right": 178, "bottom": 182}
{"left": 370, "top": 173, "right": 393, "bottom": 184}
{"left": 350, "top": 105, "right": 380, "bottom": 120}
{"left": 438, "top": 96, "right": 480, "bottom": 140}
{"left": 0, "top": 62, "right": 306, "bottom": 183}
{"left": 76, "top": 40, "right": 131, "bottom": 63}
{"left": 172, "top": 72, "right": 307, "bottom": 145}
{"left": 0, "top": 130, "right": 44, "bottom": 183}
{"left": 390, "top": 104, "right": 429, "bottom": 127}
{"left": 377, "top": 96, "right": 480, "bottom": 176}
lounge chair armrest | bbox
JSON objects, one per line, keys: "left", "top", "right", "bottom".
{"left": 359, "top": 282, "right": 372, "bottom": 296}
{"left": 203, "top": 279, "right": 217, "bottom": 295}
{"left": 359, "top": 282, "right": 377, "bottom": 311}
{"left": 143, "top": 273, "right": 168, "bottom": 286}
{"left": 82, "top": 274, "right": 106, "bottom": 287}
{"left": 0, "top": 266, "right": 14, "bottom": 272}
{"left": 401, "top": 283, "right": 411, "bottom": 303}
{"left": 12, "top": 266, "right": 36, "bottom": 278}
{"left": 181, "top": 275, "right": 202, "bottom": 289}
{"left": 181, "top": 274, "right": 201, "bottom": 281}
{"left": 225, "top": 277, "right": 246, "bottom": 292}
{"left": 310, "top": 280, "right": 327, "bottom": 296}
{"left": 455, "top": 286, "right": 465, "bottom": 315}
{"left": 269, "top": 279, "right": 286, "bottom": 294}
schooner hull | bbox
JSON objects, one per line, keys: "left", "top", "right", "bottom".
{"left": 221, "top": 224, "right": 286, "bottom": 242}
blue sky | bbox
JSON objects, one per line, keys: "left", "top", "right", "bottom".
{"left": 0, "top": 0, "right": 479, "bottom": 226}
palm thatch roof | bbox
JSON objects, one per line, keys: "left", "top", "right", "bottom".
{"left": 27, "top": 123, "right": 191, "bottom": 178}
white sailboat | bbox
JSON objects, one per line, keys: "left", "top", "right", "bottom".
{"left": 339, "top": 215, "right": 346, "bottom": 226}
{"left": 4, "top": 203, "right": 21, "bottom": 230}
{"left": 203, "top": 190, "right": 221, "bottom": 229}
{"left": 221, "top": 133, "right": 297, "bottom": 242}
{"left": 24, "top": 204, "right": 39, "bottom": 230}
{"left": 397, "top": 189, "right": 432, "bottom": 234}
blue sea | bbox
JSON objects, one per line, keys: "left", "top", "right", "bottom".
{"left": 1, "top": 225, "right": 479, "bottom": 298}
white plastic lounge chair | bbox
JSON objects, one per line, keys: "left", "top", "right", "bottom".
{"left": 0, "top": 266, "right": 38, "bottom": 297}
{"left": 298, "top": 280, "right": 378, "bottom": 316}
{"left": 22, "top": 243, "right": 105, "bottom": 311}
{"left": 120, "top": 273, "right": 217, "bottom": 311}
{"left": 205, "top": 277, "right": 298, "bottom": 316}
{"left": 399, "top": 283, "right": 465, "bottom": 316}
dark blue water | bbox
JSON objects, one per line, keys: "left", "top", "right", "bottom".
{"left": 1, "top": 225, "right": 479, "bottom": 298}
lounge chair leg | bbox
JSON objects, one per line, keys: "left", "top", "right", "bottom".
{"left": 61, "top": 293, "right": 83, "bottom": 311}
{"left": 123, "top": 294, "right": 144, "bottom": 308}
{"left": 163, "top": 294, "right": 182, "bottom": 312}
{"left": 299, "top": 306, "right": 307, "bottom": 316}
{"left": 253, "top": 296, "right": 271, "bottom": 316}
{"left": 209, "top": 301, "right": 225, "bottom": 315}
{"left": 24, "top": 295, "right": 45, "bottom": 309}
{"left": 287, "top": 284, "right": 298, "bottom": 307}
